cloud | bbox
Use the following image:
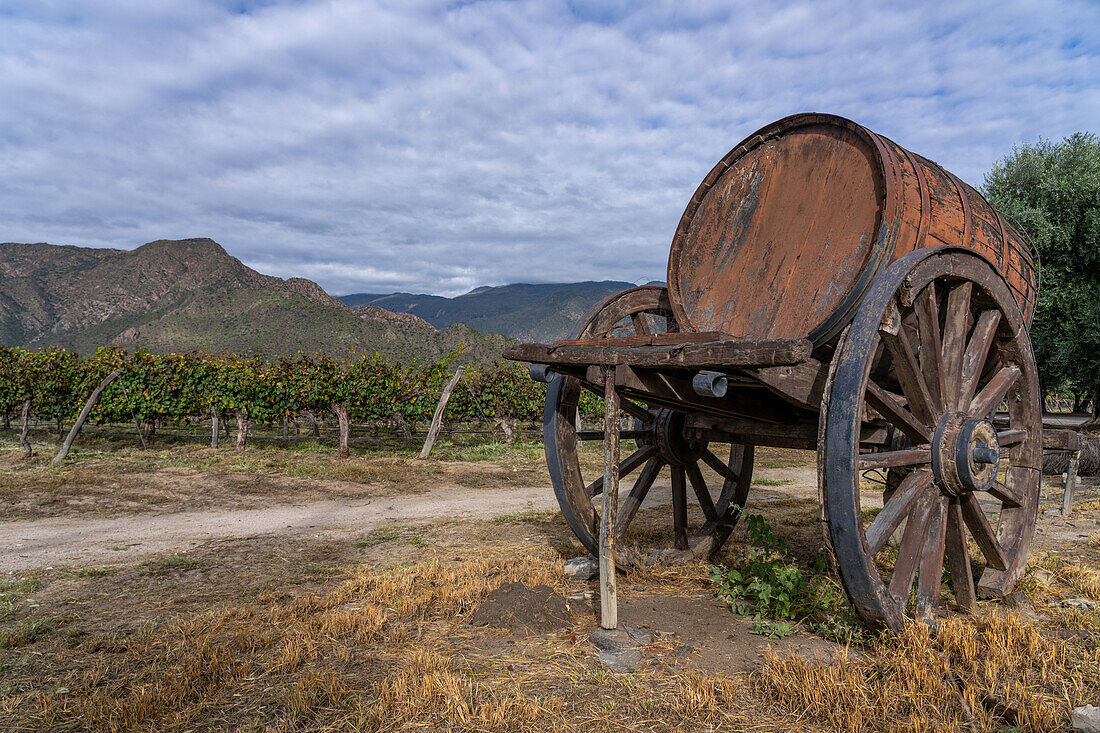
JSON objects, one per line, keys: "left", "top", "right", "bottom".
{"left": 1, "top": 0, "right": 1097, "bottom": 296}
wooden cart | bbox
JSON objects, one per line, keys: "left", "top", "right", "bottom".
{"left": 505, "top": 113, "right": 1068, "bottom": 631}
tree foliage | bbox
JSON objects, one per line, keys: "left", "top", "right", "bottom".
{"left": 983, "top": 132, "right": 1100, "bottom": 413}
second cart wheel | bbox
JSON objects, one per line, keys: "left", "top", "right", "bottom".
{"left": 821, "top": 248, "right": 1041, "bottom": 631}
{"left": 544, "top": 286, "right": 754, "bottom": 565}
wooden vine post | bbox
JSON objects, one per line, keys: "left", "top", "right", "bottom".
{"left": 211, "top": 407, "right": 219, "bottom": 449}
{"left": 599, "top": 365, "right": 620, "bottom": 630}
{"left": 53, "top": 368, "right": 123, "bottom": 464}
{"left": 418, "top": 367, "right": 465, "bottom": 459}
{"left": 19, "top": 399, "right": 32, "bottom": 459}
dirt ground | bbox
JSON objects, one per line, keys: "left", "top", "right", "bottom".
{"left": 1, "top": 434, "right": 1098, "bottom": 731}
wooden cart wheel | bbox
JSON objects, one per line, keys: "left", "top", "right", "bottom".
{"left": 821, "top": 248, "right": 1041, "bottom": 631}
{"left": 544, "top": 286, "right": 754, "bottom": 565}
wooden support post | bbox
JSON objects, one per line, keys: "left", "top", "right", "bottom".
{"left": 211, "top": 408, "right": 219, "bottom": 449}
{"left": 418, "top": 367, "right": 465, "bottom": 459}
{"left": 1063, "top": 449, "right": 1081, "bottom": 515}
{"left": 599, "top": 366, "right": 620, "bottom": 630}
{"left": 53, "top": 368, "right": 122, "bottom": 464}
{"left": 19, "top": 399, "right": 32, "bottom": 459}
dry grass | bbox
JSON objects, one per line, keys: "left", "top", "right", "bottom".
{"left": 758, "top": 613, "right": 1098, "bottom": 733}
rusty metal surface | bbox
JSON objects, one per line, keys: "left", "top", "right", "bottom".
{"left": 667, "top": 113, "right": 1039, "bottom": 345}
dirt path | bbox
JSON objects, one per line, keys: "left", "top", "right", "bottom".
{"left": 0, "top": 484, "right": 561, "bottom": 571}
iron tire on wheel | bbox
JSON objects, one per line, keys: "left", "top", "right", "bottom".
{"left": 821, "top": 247, "right": 1042, "bottom": 631}
{"left": 544, "top": 286, "right": 754, "bottom": 565}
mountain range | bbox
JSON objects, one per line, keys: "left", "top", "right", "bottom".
{"left": 0, "top": 239, "right": 508, "bottom": 365}
{"left": 340, "top": 280, "right": 642, "bottom": 342}
{"left": 1, "top": 238, "right": 644, "bottom": 363}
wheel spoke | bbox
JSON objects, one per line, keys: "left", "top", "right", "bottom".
{"left": 586, "top": 447, "right": 653, "bottom": 497}
{"left": 888, "top": 489, "right": 935, "bottom": 601}
{"left": 960, "top": 493, "right": 1009, "bottom": 571}
{"left": 866, "top": 470, "right": 933, "bottom": 555}
{"left": 866, "top": 381, "right": 931, "bottom": 444}
{"left": 858, "top": 448, "right": 932, "bottom": 471}
{"left": 685, "top": 461, "right": 719, "bottom": 522}
{"left": 701, "top": 448, "right": 738, "bottom": 483}
{"left": 944, "top": 499, "right": 976, "bottom": 612}
{"left": 957, "top": 310, "right": 1001, "bottom": 410}
{"left": 941, "top": 281, "right": 973, "bottom": 408}
{"left": 630, "top": 312, "right": 651, "bottom": 336}
{"left": 616, "top": 458, "right": 663, "bottom": 534}
{"left": 987, "top": 480, "right": 1023, "bottom": 508}
{"left": 968, "top": 366, "right": 1021, "bottom": 418}
{"left": 881, "top": 302, "right": 937, "bottom": 425}
{"left": 915, "top": 283, "right": 947, "bottom": 413}
{"left": 671, "top": 465, "right": 688, "bottom": 550}
{"left": 915, "top": 496, "right": 949, "bottom": 621}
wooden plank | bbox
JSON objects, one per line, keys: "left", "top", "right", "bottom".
{"left": 599, "top": 366, "right": 620, "bottom": 630}
{"left": 556, "top": 331, "right": 731, "bottom": 347}
{"left": 1042, "top": 429, "right": 1081, "bottom": 452}
{"left": 967, "top": 366, "right": 1020, "bottom": 418}
{"left": 503, "top": 338, "right": 813, "bottom": 369}
{"left": 684, "top": 414, "right": 818, "bottom": 451}
{"left": 941, "top": 282, "right": 973, "bottom": 408}
{"left": 914, "top": 283, "right": 947, "bottom": 413}
{"left": 749, "top": 359, "right": 829, "bottom": 410}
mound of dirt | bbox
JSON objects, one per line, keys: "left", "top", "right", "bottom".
{"left": 469, "top": 582, "right": 571, "bottom": 633}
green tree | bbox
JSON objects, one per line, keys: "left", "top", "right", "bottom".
{"left": 983, "top": 132, "right": 1100, "bottom": 419}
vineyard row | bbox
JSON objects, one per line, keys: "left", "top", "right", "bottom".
{"left": 0, "top": 345, "right": 602, "bottom": 458}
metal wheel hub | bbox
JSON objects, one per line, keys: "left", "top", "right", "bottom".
{"left": 931, "top": 411, "right": 1000, "bottom": 496}
{"left": 650, "top": 409, "right": 707, "bottom": 466}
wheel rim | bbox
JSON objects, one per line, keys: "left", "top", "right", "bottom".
{"left": 823, "top": 249, "right": 1041, "bottom": 631}
{"left": 544, "top": 286, "right": 754, "bottom": 565}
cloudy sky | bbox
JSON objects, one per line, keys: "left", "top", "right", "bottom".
{"left": 2, "top": 1, "right": 1098, "bottom": 297}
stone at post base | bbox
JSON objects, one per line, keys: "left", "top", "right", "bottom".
{"left": 589, "top": 625, "right": 653, "bottom": 673}
{"left": 564, "top": 555, "right": 599, "bottom": 580}
{"left": 1071, "top": 704, "right": 1100, "bottom": 733}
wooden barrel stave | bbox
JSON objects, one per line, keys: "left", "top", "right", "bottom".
{"left": 667, "top": 113, "right": 1038, "bottom": 346}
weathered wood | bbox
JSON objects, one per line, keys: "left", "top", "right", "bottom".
{"left": 914, "top": 283, "right": 947, "bottom": 413}
{"left": 235, "top": 410, "right": 248, "bottom": 452}
{"left": 19, "top": 399, "right": 32, "bottom": 459}
{"left": 865, "top": 470, "right": 931, "bottom": 556}
{"left": 503, "top": 337, "right": 812, "bottom": 369}
{"left": 880, "top": 302, "right": 937, "bottom": 426}
{"left": 915, "top": 495, "right": 948, "bottom": 620}
{"left": 671, "top": 465, "right": 688, "bottom": 550}
{"left": 944, "top": 499, "right": 976, "bottom": 612}
{"left": 684, "top": 413, "right": 818, "bottom": 451}
{"left": 332, "top": 401, "right": 351, "bottom": 458}
{"left": 1041, "top": 429, "right": 1081, "bottom": 451}
{"left": 419, "top": 367, "right": 465, "bottom": 459}
{"left": 211, "top": 407, "right": 219, "bottom": 449}
{"left": 599, "top": 366, "right": 620, "bottom": 630}
{"left": 888, "top": 489, "right": 935, "bottom": 601}
{"left": 960, "top": 493, "right": 1008, "bottom": 571}
{"left": 857, "top": 448, "right": 932, "bottom": 470}
{"left": 53, "top": 368, "right": 123, "bottom": 464}
{"left": 1063, "top": 450, "right": 1080, "bottom": 515}
{"left": 968, "top": 366, "right": 1021, "bottom": 418}
{"left": 957, "top": 310, "right": 1001, "bottom": 409}
{"left": 749, "top": 359, "right": 828, "bottom": 410}
{"left": 941, "top": 282, "right": 973, "bottom": 408}
{"left": 865, "top": 381, "right": 931, "bottom": 444}
{"left": 557, "top": 331, "right": 731, "bottom": 347}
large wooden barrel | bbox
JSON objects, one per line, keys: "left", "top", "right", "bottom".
{"left": 666, "top": 113, "right": 1038, "bottom": 345}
